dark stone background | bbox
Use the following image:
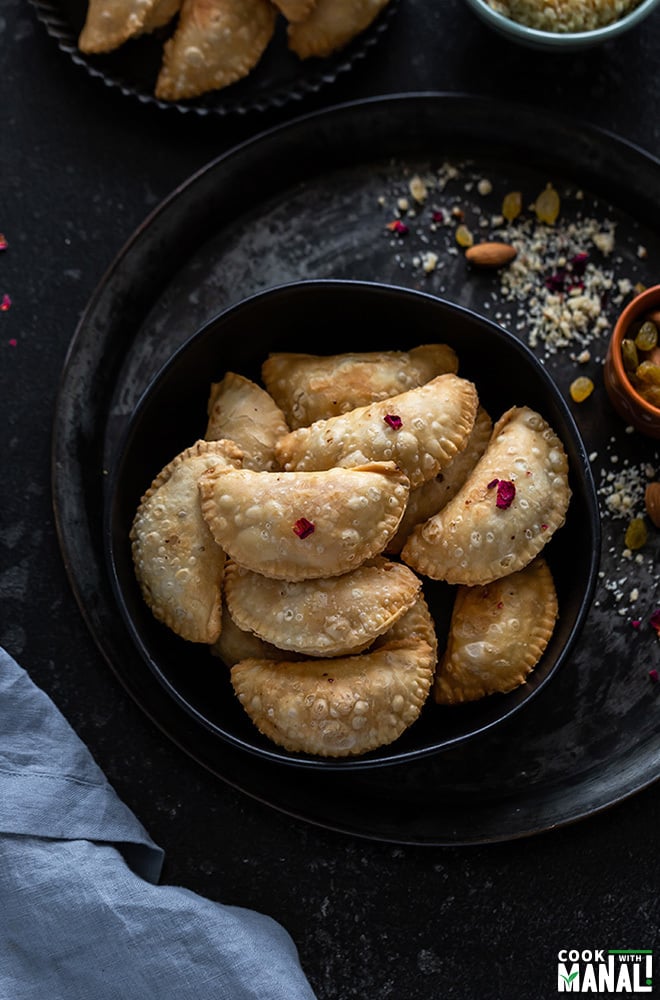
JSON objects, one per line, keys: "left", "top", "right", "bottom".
{"left": 1, "top": 1, "right": 659, "bottom": 997}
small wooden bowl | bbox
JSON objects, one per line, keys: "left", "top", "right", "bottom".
{"left": 604, "top": 284, "right": 660, "bottom": 440}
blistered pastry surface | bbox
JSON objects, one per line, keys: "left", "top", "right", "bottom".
{"left": 401, "top": 406, "right": 571, "bottom": 585}
{"left": 205, "top": 371, "right": 289, "bottom": 471}
{"left": 275, "top": 374, "right": 478, "bottom": 489}
{"left": 224, "top": 556, "right": 421, "bottom": 657}
{"left": 387, "top": 406, "right": 493, "bottom": 554}
{"left": 287, "top": 0, "right": 391, "bottom": 59}
{"left": 130, "top": 439, "right": 242, "bottom": 643}
{"left": 434, "top": 557, "right": 558, "bottom": 703}
{"left": 198, "top": 462, "right": 410, "bottom": 580}
{"left": 231, "top": 594, "right": 436, "bottom": 756}
{"left": 262, "top": 343, "right": 458, "bottom": 429}
{"left": 155, "top": 0, "right": 276, "bottom": 101}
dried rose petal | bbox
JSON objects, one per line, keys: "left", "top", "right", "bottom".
{"left": 650, "top": 609, "right": 660, "bottom": 634}
{"left": 545, "top": 270, "right": 566, "bottom": 294}
{"left": 293, "top": 517, "right": 315, "bottom": 539}
{"left": 8, "top": 338, "right": 16, "bottom": 347}
{"left": 487, "top": 478, "right": 499, "bottom": 490}
{"left": 631, "top": 619, "right": 642, "bottom": 630}
{"left": 384, "top": 413, "right": 402, "bottom": 430}
{"left": 431, "top": 210, "right": 445, "bottom": 224}
{"left": 649, "top": 669, "right": 659, "bottom": 683}
{"left": 496, "top": 480, "right": 516, "bottom": 509}
{"left": 387, "top": 220, "right": 409, "bottom": 235}
{"left": 570, "top": 252, "right": 589, "bottom": 276}
{"left": 0, "top": 294, "right": 11, "bottom": 312}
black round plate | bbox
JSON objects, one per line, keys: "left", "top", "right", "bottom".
{"left": 52, "top": 94, "right": 660, "bottom": 843}
{"left": 105, "top": 280, "right": 599, "bottom": 770}
{"left": 29, "top": 0, "right": 397, "bottom": 116}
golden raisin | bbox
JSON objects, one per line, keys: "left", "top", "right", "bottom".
{"left": 534, "top": 183, "right": 560, "bottom": 225}
{"left": 569, "top": 376, "right": 594, "bottom": 402}
{"left": 636, "top": 361, "right": 660, "bottom": 386}
{"left": 634, "top": 321, "right": 658, "bottom": 352}
{"left": 502, "top": 191, "right": 522, "bottom": 222}
{"left": 455, "top": 224, "right": 474, "bottom": 248}
{"left": 639, "top": 385, "right": 660, "bottom": 408}
{"left": 625, "top": 517, "right": 648, "bottom": 550}
{"left": 621, "top": 338, "right": 639, "bottom": 373}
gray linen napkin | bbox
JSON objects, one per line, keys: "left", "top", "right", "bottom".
{"left": 0, "top": 647, "right": 317, "bottom": 1000}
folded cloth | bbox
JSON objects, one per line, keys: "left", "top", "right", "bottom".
{"left": 0, "top": 647, "right": 318, "bottom": 1000}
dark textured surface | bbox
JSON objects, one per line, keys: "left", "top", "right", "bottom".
{"left": 2, "top": 1, "right": 660, "bottom": 997}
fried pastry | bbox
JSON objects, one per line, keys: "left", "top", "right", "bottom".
{"left": 288, "top": 0, "right": 391, "bottom": 59}
{"left": 401, "top": 406, "right": 571, "bottom": 585}
{"left": 372, "top": 588, "right": 437, "bottom": 655}
{"left": 155, "top": 0, "right": 276, "bottom": 101}
{"left": 271, "top": 0, "right": 317, "bottom": 21}
{"left": 434, "top": 557, "right": 558, "bottom": 703}
{"left": 143, "top": 0, "right": 182, "bottom": 28}
{"left": 205, "top": 372, "right": 289, "bottom": 472}
{"left": 210, "top": 602, "right": 304, "bottom": 665}
{"left": 275, "top": 374, "right": 478, "bottom": 490}
{"left": 131, "top": 439, "right": 242, "bottom": 644}
{"left": 230, "top": 593, "right": 436, "bottom": 756}
{"left": 224, "top": 556, "right": 422, "bottom": 657}
{"left": 387, "top": 406, "right": 493, "bottom": 554}
{"left": 198, "top": 462, "right": 410, "bottom": 580}
{"left": 262, "top": 344, "right": 459, "bottom": 429}
{"left": 79, "top": 0, "right": 179, "bottom": 53}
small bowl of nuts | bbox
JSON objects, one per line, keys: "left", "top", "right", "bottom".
{"left": 604, "top": 284, "right": 660, "bottom": 440}
{"left": 462, "top": 0, "right": 660, "bottom": 51}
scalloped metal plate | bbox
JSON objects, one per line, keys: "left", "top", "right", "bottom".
{"left": 28, "top": 0, "right": 397, "bottom": 116}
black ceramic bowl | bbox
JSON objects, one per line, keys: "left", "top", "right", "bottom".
{"left": 105, "top": 280, "right": 600, "bottom": 770}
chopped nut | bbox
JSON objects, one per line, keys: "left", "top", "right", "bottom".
{"left": 421, "top": 251, "right": 439, "bottom": 273}
{"left": 645, "top": 482, "right": 660, "bottom": 528}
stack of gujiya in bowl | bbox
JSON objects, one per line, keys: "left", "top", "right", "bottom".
{"left": 130, "top": 343, "right": 570, "bottom": 758}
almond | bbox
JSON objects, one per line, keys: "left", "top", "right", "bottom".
{"left": 465, "top": 241, "right": 517, "bottom": 268}
{"left": 645, "top": 482, "right": 660, "bottom": 529}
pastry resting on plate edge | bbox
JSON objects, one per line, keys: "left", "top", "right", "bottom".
{"left": 78, "top": 0, "right": 393, "bottom": 102}
{"left": 433, "top": 557, "right": 559, "bottom": 705}
{"left": 129, "top": 349, "right": 571, "bottom": 757}
{"left": 130, "top": 438, "right": 242, "bottom": 644}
